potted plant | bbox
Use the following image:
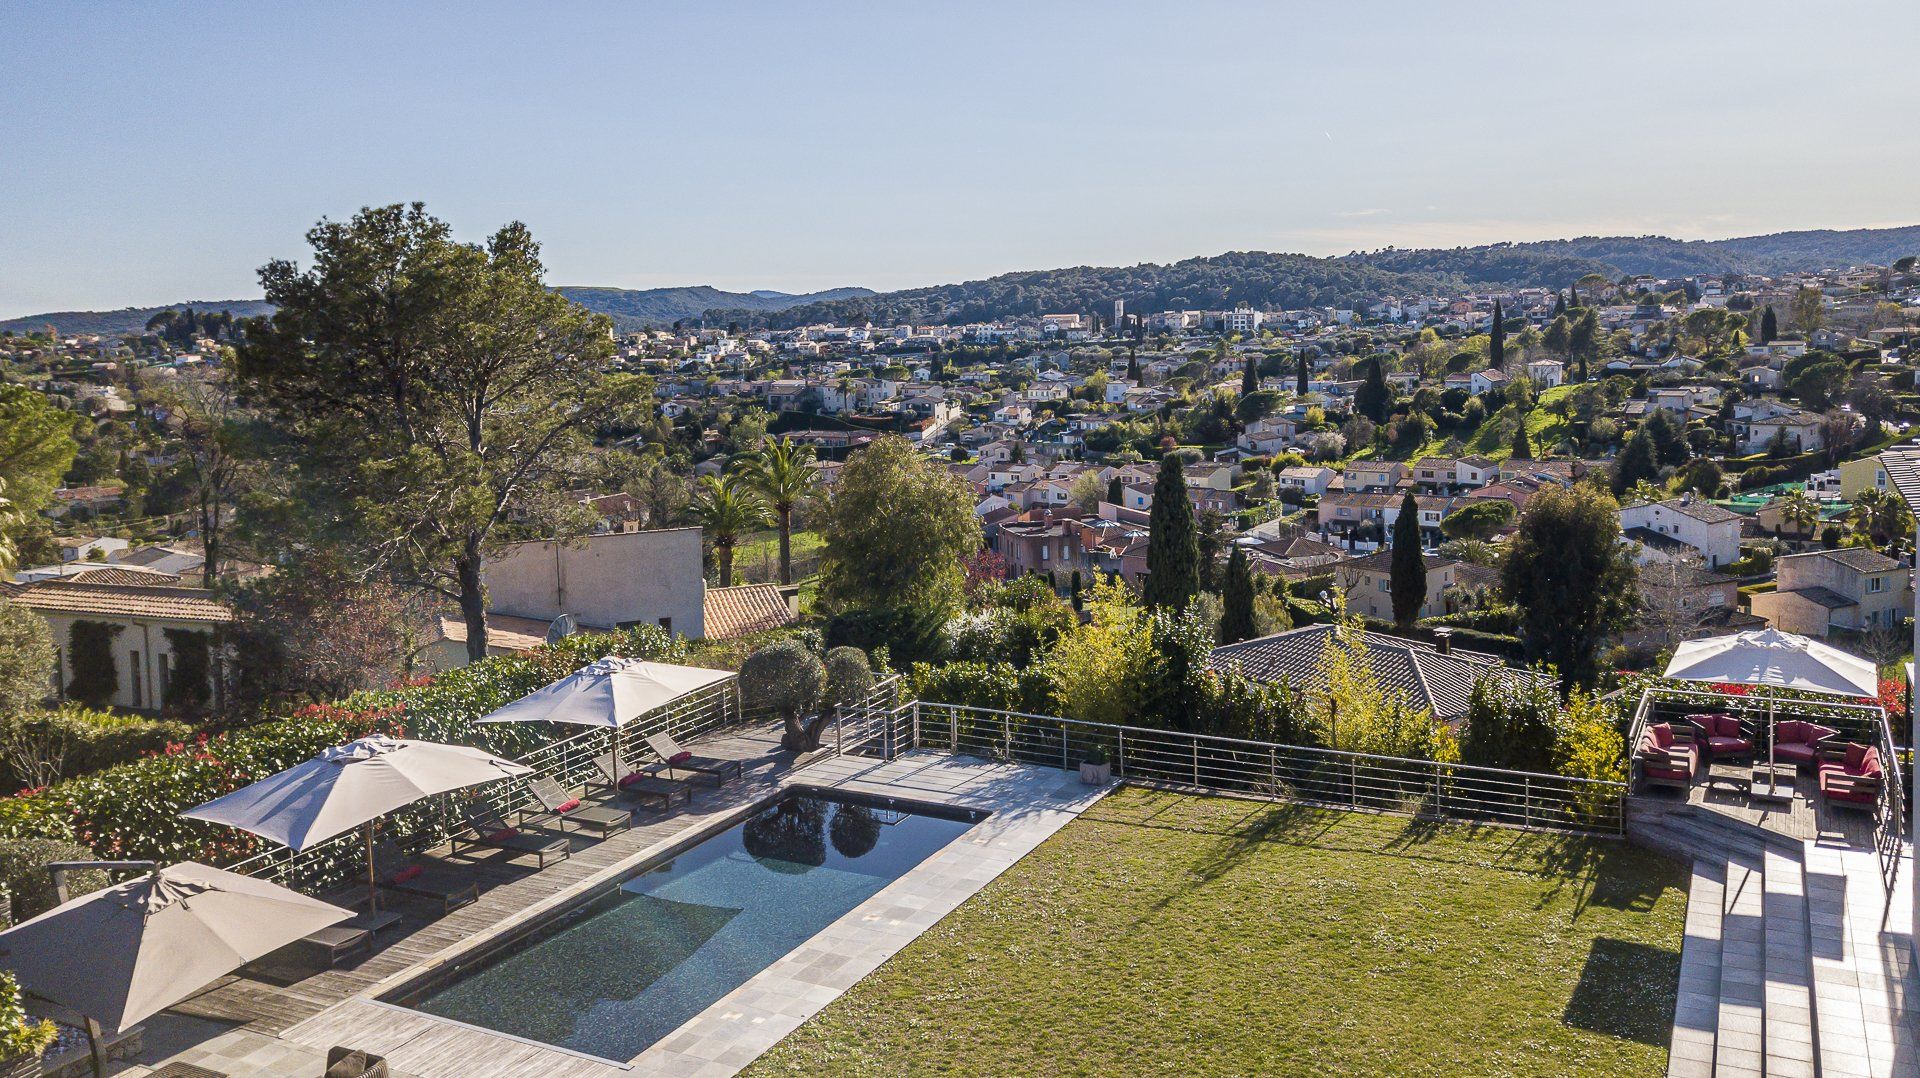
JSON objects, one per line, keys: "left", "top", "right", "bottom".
{"left": 1079, "top": 743, "right": 1112, "bottom": 785}
{"left": 0, "top": 972, "right": 56, "bottom": 1078}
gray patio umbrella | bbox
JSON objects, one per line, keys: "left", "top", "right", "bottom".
{"left": 477, "top": 657, "right": 736, "bottom": 783}
{"left": 0, "top": 862, "right": 350, "bottom": 1073}
{"left": 182, "top": 735, "right": 533, "bottom": 909}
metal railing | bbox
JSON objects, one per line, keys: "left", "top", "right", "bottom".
{"left": 1626, "top": 683, "right": 1909, "bottom": 895}
{"left": 223, "top": 680, "right": 743, "bottom": 893}
{"left": 881, "top": 700, "right": 1625, "bottom": 836}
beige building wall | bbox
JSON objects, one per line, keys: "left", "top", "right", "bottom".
{"left": 484, "top": 528, "right": 707, "bottom": 638}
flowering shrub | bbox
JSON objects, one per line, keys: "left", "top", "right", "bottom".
{"left": 0, "top": 625, "right": 685, "bottom": 871}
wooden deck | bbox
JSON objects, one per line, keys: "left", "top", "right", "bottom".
{"left": 1634, "top": 756, "right": 1879, "bottom": 847}
{"left": 168, "top": 722, "right": 829, "bottom": 1046}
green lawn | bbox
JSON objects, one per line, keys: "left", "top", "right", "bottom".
{"left": 748, "top": 787, "right": 1687, "bottom": 1078}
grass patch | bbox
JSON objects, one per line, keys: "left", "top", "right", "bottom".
{"left": 748, "top": 787, "right": 1687, "bottom": 1078}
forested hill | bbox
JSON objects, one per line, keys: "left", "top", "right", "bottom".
{"left": 553, "top": 284, "right": 874, "bottom": 331}
{"left": 736, "top": 224, "right": 1920, "bottom": 328}
{"left": 0, "top": 300, "right": 274, "bottom": 337}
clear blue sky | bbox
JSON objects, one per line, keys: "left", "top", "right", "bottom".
{"left": 4, "top": 1, "right": 1917, "bottom": 319}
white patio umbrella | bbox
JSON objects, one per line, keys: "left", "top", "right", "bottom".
{"left": 181, "top": 735, "right": 532, "bottom": 909}
{"left": 1663, "top": 627, "right": 1879, "bottom": 771}
{"left": 0, "top": 862, "right": 350, "bottom": 1074}
{"left": 477, "top": 657, "right": 736, "bottom": 783}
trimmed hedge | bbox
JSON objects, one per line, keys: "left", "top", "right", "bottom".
{"left": 0, "top": 706, "right": 195, "bottom": 793}
{"left": 0, "top": 626, "right": 685, "bottom": 870}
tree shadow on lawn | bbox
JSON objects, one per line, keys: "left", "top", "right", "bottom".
{"left": 1389, "top": 816, "right": 1685, "bottom": 921}
{"left": 1562, "top": 936, "right": 1682, "bottom": 1046}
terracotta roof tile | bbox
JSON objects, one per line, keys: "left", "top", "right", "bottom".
{"left": 8, "top": 580, "right": 232, "bottom": 622}
{"left": 703, "top": 584, "right": 796, "bottom": 639}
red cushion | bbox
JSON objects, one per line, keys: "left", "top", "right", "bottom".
{"left": 1713, "top": 715, "right": 1743, "bottom": 738}
{"left": 618, "top": 772, "right": 643, "bottom": 788}
{"left": 1860, "top": 748, "right": 1881, "bottom": 778}
{"left": 554, "top": 798, "right": 581, "bottom": 814}
{"left": 1777, "top": 720, "right": 1807, "bottom": 744}
{"left": 484, "top": 827, "right": 518, "bottom": 842}
{"left": 1844, "top": 743, "right": 1870, "bottom": 770}
{"left": 1708, "top": 736, "right": 1752, "bottom": 754}
{"left": 669, "top": 751, "right": 693, "bottom": 765}
{"left": 1650, "top": 723, "right": 1674, "bottom": 749}
{"left": 391, "top": 865, "right": 423, "bottom": 884}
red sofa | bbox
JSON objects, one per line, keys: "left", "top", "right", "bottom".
{"left": 1817, "top": 743, "right": 1883, "bottom": 808}
{"left": 1770, "top": 720, "right": 1838, "bottom": 768}
{"left": 1694, "top": 713, "right": 1754, "bottom": 760}
{"left": 1636, "top": 722, "right": 1700, "bottom": 788}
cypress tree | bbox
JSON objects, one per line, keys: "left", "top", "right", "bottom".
{"left": 1127, "top": 349, "right": 1141, "bottom": 382}
{"left": 1143, "top": 455, "right": 1200, "bottom": 610}
{"left": 1355, "top": 357, "right": 1391, "bottom": 422}
{"left": 1390, "top": 491, "right": 1427, "bottom": 628}
{"left": 1552, "top": 291, "right": 1566, "bottom": 317}
{"left": 1760, "top": 305, "right": 1778, "bottom": 344}
{"left": 1070, "top": 569, "right": 1084, "bottom": 611}
{"left": 1489, "top": 299, "right": 1506, "bottom": 370}
{"left": 1219, "top": 545, "right": 1256, "bottom": 644}
{"left": 1295, "top": 349, "right": 1309, "bottom": 394}
{"left": 1568, "top": 283, "right": 1580, "bottom": 309}
{"left": 1242, "top": 358, "right": 1258, "bottom": 395}
{"left": 1511, "top": 421, "right": 1534, "bottom": 460}
{"left": 1107, "top": 475, "right": 1123, "bottom": 505}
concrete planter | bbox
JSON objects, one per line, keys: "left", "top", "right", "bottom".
{"left": 1079, "top": 761, "right": 1112, "bottom": 785}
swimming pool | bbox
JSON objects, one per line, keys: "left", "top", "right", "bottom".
{"left": 395, "top": 788, "right": 982, "bottom": 1061}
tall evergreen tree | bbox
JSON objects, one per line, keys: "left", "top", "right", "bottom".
{"left": 1502, "top": 484, "right": 1638, "bottom": 689}
{"left": 1219, "top": 545, "right": 1255, "bottom": 644}
{"left": 1070, "top": 569, "right": 1084, "bottom": 612}
{"left": 1127, "top": 349, "right": 1141, "bottom": 382}
{"left": 1760, "top": 305, "right": 1779, "bottom": 344}
{"left": 1295, "top": 349, "right": 1309, "bottom": 394}
{"left": 1489, "top": 299, "right": 1506, "bottom": 370}
{"left": 1511, "top": 421, "right": 1534, "bottom": 460}
{"left": 1106, "top": 475, "right": 1123, "bottom": 506}
{"left": 1143, "top": 455, "right": 1200, "bottom": 610}
{"left": 1354, "top": 357, "right": 1391, "bottom": 422}
{"left": 1552, "top": 291, "right": 1566, "bottom": 317}
{"left": 1389, "top": 491, "right": 1427, "bottom": 628}
{"left": 1241, "top": 358, "right": 1258, "bottom": 395}
{"left": 1568, "top": 282, "right": 1580, "bottom": 309}
{"left": 1611, "top": 429, "right": 1659, "bottom": 495}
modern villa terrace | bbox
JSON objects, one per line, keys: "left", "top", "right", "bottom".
{"left": 15, "top": 674, "right": 1916, "bottom": 1077}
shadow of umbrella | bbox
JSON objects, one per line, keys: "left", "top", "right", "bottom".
{"left": 742, "top": 797, "right": 827, "bottom": 874}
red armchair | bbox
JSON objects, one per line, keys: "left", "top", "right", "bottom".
{"left": 1696, "top": 713, "right": 1754, "bottom": 760}
{"left": 1770, "top": 720, "right": 1838, "bottom": 768}
{"left": 1636, "top": 722, "right": 1701, "bottom": 790}
{"left": 1817, "top": 743, "right": 1883, "bottom": 810}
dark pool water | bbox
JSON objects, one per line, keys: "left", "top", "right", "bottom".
{"left": 406, "top": 790, "right": 976, "bottom": 1061}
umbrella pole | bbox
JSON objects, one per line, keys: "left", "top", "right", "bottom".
{"left": 366, "top": 822, "right": 378, "bottom": 913}
{"left": 85, "top": 1016, "right": 106, "bottom": 1078}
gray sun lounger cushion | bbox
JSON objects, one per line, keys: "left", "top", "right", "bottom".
{"left": 301, "top": 924, "right": 373, "bottom": 967}
{"left": 458, "top": 800, "right": 570, "bottom": 866}
{"left": 371, "top": 840, "right": 480, "bottom": 912}
{"left": 644, "top": 731, "right": 744, "bottom": 786}
{"left": 525, "top": 775, "right": 632, "bottom": 836}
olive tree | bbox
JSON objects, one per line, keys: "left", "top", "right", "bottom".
{"left": 741, "top": 639, "right": 827, "bottom": 751}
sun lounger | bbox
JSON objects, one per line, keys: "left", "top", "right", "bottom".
{"left": 325, "top": 1046, "right": 390, "bottom": 1078}
{"left": 586, "top": 752, "right": 695, "bottom": 811}
{"left": 454, "top": 800, "right": 571, "bottom": 867}
{"left": 644, "top": 731, "right": 744, "bottom": 786}
{"left": 299, "top": 923, "right": 372, "bottom": 968}
{"left": 523, "top": 775, "right": 632, "bottom": 837}
{"left": 372, "top": 840, "right": 480, "bottom": 912}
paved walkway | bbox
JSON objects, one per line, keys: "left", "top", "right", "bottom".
{"left": 111, "top": 733, "right": 1111, "bottom": 1077}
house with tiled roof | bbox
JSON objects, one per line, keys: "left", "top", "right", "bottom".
{"left": 1618, "top": 495, "right": 1742, "bottom": 568}
{"left": 1748, "top": 547, "right": 1911, "bottom": 638}
{"left": 5, "top": 578, "right": 232, "bottom": 712}
{"left": 1207, "top": 624, "right": 1544, "bottom": 724}
{"left": 1332, "top": 551, "right": 1499, "bottom": 623}
{"left": 702, "top": 583, "right": 800, "bottom": 640}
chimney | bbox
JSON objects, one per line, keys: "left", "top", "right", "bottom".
{"left": 1432, "top": 627, "right": 1454, "bottom": 656}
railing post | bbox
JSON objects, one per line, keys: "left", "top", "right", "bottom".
{"left": 950, "top": 705, "right": 958, "bottom": 754}
{"left": 1268, "top": 746, "right": 1277, "bottom": 796}
{"left": 1523, "top": 776, "right": 1532, "bottom": 828}
{"left": 1192, "top": 739, "right": 1200, "bottom": 787}
{"left": 1061, "top": 723, "right": 1069, "bottom": 772}
{"left": 1117, "top": 730, "right": 1126, "bottom": 779}
{"left": 911, "top": 700, "right": 921, "bottom": 752}
{"left": 835, "top": 706, "right": 843, "bottom": 756}
{"left": 1349, "top": 757, "right": 1357, "bottom": 808}
{"left": 1003, "top": 712, "right": 1011, "bottom": 762}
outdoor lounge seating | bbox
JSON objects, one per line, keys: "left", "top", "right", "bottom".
{"left": 1694, "top": 712, "right": 1755, "bottom": 760}
{"left": 297, "top": 923, "right": 373, "bottom": 968}
{"left": 645, "top": 730, "right": 745, "bottom": 786}
{"left": 587, "top": 752, "right": 695, "bottom": 811}
{"left": 523, "top": 775, "right": 632, "bottom": 837}
{"left": 371, "top": 840, "right": 480, "bottom": 912}
{"left": 325, "top": 1046, "right": 391, "bottom": 1078}
{"left": 1635, "top": 722, "right": 1700, "bottom": 791}
{"left": 1817, "top": 742, "right": 1884, "bottom": 811}
{"left": 454, "top": 799, "right": 571, "bottom": 867}
{"left": 1770, "top": 720, "right": 1838, "bottom": 768}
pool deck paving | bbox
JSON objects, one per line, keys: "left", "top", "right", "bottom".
{"left": 109, "top": 725, "right": 1112, "bottom": 1078}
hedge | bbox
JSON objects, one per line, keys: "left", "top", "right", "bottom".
{"left": 0, "top": 706, "right": 195, "bottom": 793}
{"left": 0, "top": 625, "right": 685, "bottom": 871}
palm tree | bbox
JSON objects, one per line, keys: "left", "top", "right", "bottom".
{"left": 690, "top": 473, "right": 770, "bottom": 587}
{"left": 740, "top": 437, "right": 820, "bottom": 584}
{"left": 1778, "top": 488, "right": 1820, "bottom": 538}
{"left": 1849, "top": 487, "right": 1911, "bottom": 549}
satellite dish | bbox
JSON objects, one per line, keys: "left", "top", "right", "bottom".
{"left": 545, "top": 614, "right": 579, "bottom": 644}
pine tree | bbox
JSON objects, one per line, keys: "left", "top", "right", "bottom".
{"left": 1511, "top": 421, "right": 1534, "bottom": 460}
{"left": 1219, "top": 545, "right": 1255, "bottom": 644}
{"left": 1242, "top": 358, "right": 1258, "bottom": 395}
{"left": 1296, "top": 350, "right": 1309, "bottom": 394}
{"left": 1489, "top": 299, "right": 1506, "bottom": 370}
{"left": 1760, "top": 305, "right": 1778, "bottom": 344}
{"left": 1143, "top": 455, "right": 1200, "bottom": 610}
{"left": 1390, "top": 491, "right": 1427, "bottom": 628}
{"left": 1611, "top": 430, "right": 1659, "bottom": 495}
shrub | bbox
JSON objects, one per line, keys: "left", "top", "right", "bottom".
{"left": 0, "top": 836, "right": 107, "bottom": 922}
{"left": 823, "top": 647, "right": 875, "bottom": 711}
{"left": 0, "top": 706, "right": 195, "bottom": 791}
{"left": 65, "top": 620, "right": 122, "bottom": 707}
{"left": 741, "top": 639, "right": 827, "bottom": 750}
{"left": 0, "top": 972, "right": 55, "bottom": 1062}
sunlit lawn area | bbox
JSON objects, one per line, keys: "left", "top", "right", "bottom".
{"left": 730, "top": 528, "right": 824, "bottom": 583}
{"left": 749, "top": 786, "right": 1687, "bottom": 1078}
